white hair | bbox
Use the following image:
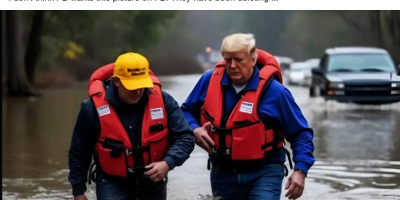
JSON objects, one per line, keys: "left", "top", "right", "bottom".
{"left": 221, "top": 33, "right": 257, "bottom": 59}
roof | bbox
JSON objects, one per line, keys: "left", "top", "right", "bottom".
{"left": 325, "top": 47, "right": 388, "bottom": 55}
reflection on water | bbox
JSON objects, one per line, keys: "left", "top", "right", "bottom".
{"left": 2, "top": 88, "right": 88, "bottom": 198}
{"left": 312, "top": 109, "right": 400, "bottom": 161}
{"left": 2, "top": 75, "right": 400, "bottom": 199}
{"left": 308, "top": 108, "right": 400, "bottom": 191}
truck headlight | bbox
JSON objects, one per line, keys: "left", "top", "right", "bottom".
{"left": 328, "top": 83, "right": 344, "bottom": 89}
{"left": 392, "top": 83, "right": 399, "bottom": 87}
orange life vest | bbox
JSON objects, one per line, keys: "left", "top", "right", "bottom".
{"left": 88, "top": 63, "right": 169, "bottom": 178}
{"left": 200, "top": 49, "right": 285, "bottom": 161}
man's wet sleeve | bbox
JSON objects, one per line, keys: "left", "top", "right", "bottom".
{"left": 163, "top": 91, "right": 195, "bottom": 170}
{"left": 276, "top": 87, "right": 315, "bottom": 174}
{"left": 68, "top": 99, "right": 99, "bottom": 195}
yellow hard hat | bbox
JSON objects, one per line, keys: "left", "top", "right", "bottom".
{"left": 113, "top": 52, "right": 154, "bottom": 90}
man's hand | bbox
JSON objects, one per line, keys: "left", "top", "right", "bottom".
{"left": 285, "top": 170, "right": 306, "bottom": 200}
{"left": 144, "top": 161, "right": 170, "bottom": 183}
{"left": 193, "top": 122, "right": 215, "bottom": 154}
{"left": 74, "top": 195, "right": 88, "bottom": 200}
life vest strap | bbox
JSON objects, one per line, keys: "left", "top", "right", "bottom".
{"left": 211, "top": 125, "right": 232, "bottom": 156}
{"left": 125, "top": 146, "right": 150, "bottom": 155}
{"left": 212, "top": 147, "right": 231, "bottom": 156}
{"left": 127, "top": 166, "right": 148, "bottom": 175}
{"left": 211, "top": 125, "right": 230, "bottom": 132}
{"left": 231, "top": 121, "right": 260, "bottom": 129}
{"left": 98, "top": 139, "right": 151, "bottom": 177}
{"left": 98, "top": 140, "right": 124, "bottom": 159}
{"left": 88, "top": 161, "right": 97, "bottom": 185}
{"left": 283, "top": 147, "right": 293, "bottom": 170}
{"left": 262, "top": 141, "right": 283, "bottom": 149}
{"left": 127, "top": 145, "right": 150, "bottom": 173}
{"left": 210, "top": 121, "right": 261, "bottom": 157}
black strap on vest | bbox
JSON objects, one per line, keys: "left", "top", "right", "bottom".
{"left": 207, "top": 72, "right": 291, "bottom": 169}
{"left": 258, "top": 74, "right": 286, "bottom": 151}
{"left": 125, "top": 146, "right": 150, "bottom": 176}
{"left": 211, "top": 124, "right": 232, "bottom": 156}
{"left": 88, "top": 154, "right": 98, "bottom": 185}
{"left": 284, "top": 147, "right": 293, "bottom": 170}
{"left": 261, "top": 125, "right": 283, "bottom": 150}
{"left": 218, "top": 87, "right": 229, "bottom": 155}
{"left": 94, "top": 139, "right": 150, "bottom": 180}
{"left": 211, "top": 120, "right": 261, "bottom": 157}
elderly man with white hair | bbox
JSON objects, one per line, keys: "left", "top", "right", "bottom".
{"left": 181, "top": 33, "right": 315, "bottom": 200}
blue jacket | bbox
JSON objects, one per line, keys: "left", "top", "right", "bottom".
{"left": 68, "top": 80, "right": 195, "bottom": 195}
{"left": 181, "top": 67, "right": 315, "bottom": 173}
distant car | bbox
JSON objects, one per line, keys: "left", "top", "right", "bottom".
{"left": 275, "top": 56, "right": 294, "bottom": 78}
{"left": 304, "top": 58, "right": 320, "bottom": 86}
{"left": 275, "top": 56, "right": 294, "bottom": 71}
{"left": 288, "top": 62, "right": 314, "bottom": 86}
{"left": 310, "top": 47, "right": 400, "bottom": 105}
{"left": 305, "top": 58, "right": 320, "bottom": 68}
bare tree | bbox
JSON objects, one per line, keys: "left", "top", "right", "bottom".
{"left": 5, "top": 10, "right": 34, "bottom": 97}
{"left": 385, "top": 11, "right": 400, "bottom": 50}
{"left": 334, "top": 11, "right": 368, "bottom": 33}
{"left": 370, "top": 11, "right": 383, "bottom": 48}
{"left": 335, "top": 10, "right": 400, "bottom": 63}
{"left": 25, "top": 10, "right": 45, "bottom": 84}
{"left": 2, "top": 11, "right": 7, "bottom": 86}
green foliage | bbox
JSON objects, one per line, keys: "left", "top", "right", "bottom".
{"left": 35, "top": 11, "right": 178, "bottom": 72}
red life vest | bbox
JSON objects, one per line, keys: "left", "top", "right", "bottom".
{"left": 88, "top": 63, "right": 169, "bottom": 178}
{"left": 200, "top": 49, "right": 285, "bottom": 161}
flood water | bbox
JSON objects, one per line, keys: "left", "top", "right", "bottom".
{"left": 2, "top": 74, "right": 400, "bottom": 200}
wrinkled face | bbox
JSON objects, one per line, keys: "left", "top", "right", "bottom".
{"left": 114, "top": 78, "right": 145, "bottom": 105}
{"left": 223, "top": 48, "right": 256, "bottom": 85}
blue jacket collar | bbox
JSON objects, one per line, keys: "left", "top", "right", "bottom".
{"left": 220, "top": 66, "right": 260, "bottom": 92}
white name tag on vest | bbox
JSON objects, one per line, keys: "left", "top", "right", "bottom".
{"left": 239, "top": 102, "right": 253, "bottom": 114}
{"left": 151, "top": 108, "right": 164, "bottom": 120}
{"left": 97, "top": 104, "right": 111, "bottom": 116}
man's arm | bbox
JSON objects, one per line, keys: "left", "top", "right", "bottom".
{"left": 162, "top": 91, "right": 196, "bottom": 170}
{"left": 273, "top": 86, "right": 314, "bottom": 200}
{"left": 260, "top": 80, "right": 315, "bottom": 174}
{"left": 180, "top": 71, "right": 212, "bottom": 131}
{"left": 68, "top": 99, "right": 100, "bottom": 196}
{"left": 275, "top": 87, "right": 315, "bottom": 174}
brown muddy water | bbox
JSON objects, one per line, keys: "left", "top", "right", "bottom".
{"left": 2, "top": 74, "right": 400, "bottom": 200}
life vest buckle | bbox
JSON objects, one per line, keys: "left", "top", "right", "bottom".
{"left": 127, "top": 167, "right": 135, "bottom": 173}
{"left": 125, "top": 146, "right": 149, "bottom": 156}
{"left": 213, "top": 147, "right": 230, "bottom": 155}
{"left": 211, "top": 125, "right": 217, "bottom": 132}
{"left": 225, "top": 149, "right": 230, "bottom": 155}
{"left": 211, "top": 125, "right": 232, "bottom": 135}
{"left": 127, "top": 166, "right": 146, "bottom": 174}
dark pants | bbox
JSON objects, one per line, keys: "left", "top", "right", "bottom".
{"left": 95, "top": 170, "right": 167, "bottom": 200}
{"left": 210, "top": 164, "right": 285, "bottom": 200}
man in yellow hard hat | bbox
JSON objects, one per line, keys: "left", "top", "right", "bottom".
{"left": 68, "top": 52, "right": 195, "bottom": 200}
